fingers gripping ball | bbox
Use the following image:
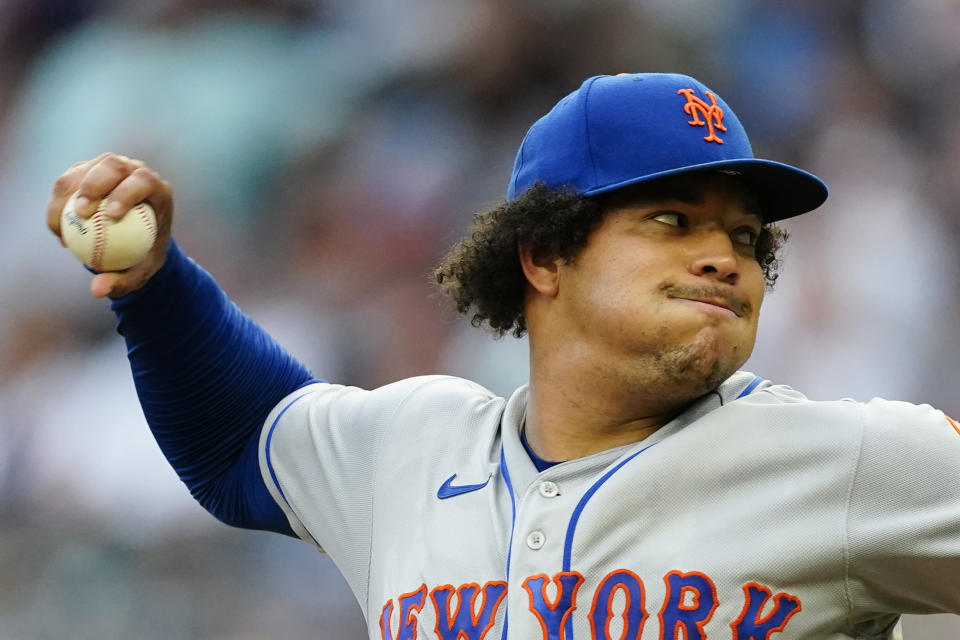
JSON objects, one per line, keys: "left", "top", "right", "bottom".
{"left": 61, "top": 193, "right": 158, "bottom": 271}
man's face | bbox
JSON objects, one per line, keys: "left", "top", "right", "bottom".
{"left": 553, "top": 173, "right": 766, "bottom": 401}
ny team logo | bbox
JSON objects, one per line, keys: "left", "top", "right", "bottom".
{"left": 677, "top": 88, "right": 726, "bottom": 144}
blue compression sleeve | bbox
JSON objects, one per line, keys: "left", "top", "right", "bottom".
{"left": 110, "top": 240, "right": 313, "bottom": 536}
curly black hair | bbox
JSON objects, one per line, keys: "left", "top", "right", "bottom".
{"left": 434, "top": 181, "right": 787, "bottom": 338}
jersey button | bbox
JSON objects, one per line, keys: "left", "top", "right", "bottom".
{"left": 538, "top": 481, "right": 559, "bottom": 498}
{"left": 526, "top": 530, "right": 545, "bottom": 550}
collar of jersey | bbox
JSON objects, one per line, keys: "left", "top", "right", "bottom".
{"left": 499, "top": 371, "right": 763, "bottom": 499}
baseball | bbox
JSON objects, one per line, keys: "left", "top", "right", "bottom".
{"left": 61, "top": 192, "right": 158, "bottom": 271}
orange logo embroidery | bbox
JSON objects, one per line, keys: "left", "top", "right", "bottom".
{"left": 677, "top": 88, "right": 726, "bottom": 144}
{"left": 946, "top": 416, "right": 960, "bottom": 437}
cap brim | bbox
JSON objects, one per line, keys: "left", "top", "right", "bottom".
{"left": 582, "top": 158, "right": 828, "bottom": 223}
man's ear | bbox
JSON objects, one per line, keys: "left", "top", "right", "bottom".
{"left": 518, "top": 243, "right": 560, "bottom": 297}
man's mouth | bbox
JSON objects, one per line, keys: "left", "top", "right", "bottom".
{"left": 662, "top": 285, "right": 749, "bottom": 318}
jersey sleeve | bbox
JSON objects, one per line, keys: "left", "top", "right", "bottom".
{"left": 846, "top": 398, "right": 960, "bottom": 616}
{"left": 256, "top": 376, "right": 462, "bottom": 603}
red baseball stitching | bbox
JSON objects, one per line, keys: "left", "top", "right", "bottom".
{"left": 91, "top": 213, "right": 107, "bottom": 271}
{"left": 135, "top": 204, "right": 158, "bottom": 241}
{"left": 87, "top": 201, "right": 155, "bottom": 270}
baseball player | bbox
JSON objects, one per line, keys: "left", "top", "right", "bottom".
{"left": 47, "top": 73, "right": 960, "bottom": 639}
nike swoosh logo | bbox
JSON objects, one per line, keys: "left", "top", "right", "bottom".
{"left": 437, "top": 473, "right": 492, "bottom": 499}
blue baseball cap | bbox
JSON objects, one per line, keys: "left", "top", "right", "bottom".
{"left": 507, "top": 73, "right": 828, "bottom": 222}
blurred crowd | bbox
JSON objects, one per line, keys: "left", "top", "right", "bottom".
{"left": 1, "top": 0, "right": 959, "bottom": 637}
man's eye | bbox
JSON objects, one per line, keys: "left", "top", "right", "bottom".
{"left": 652, "top": 212, "right": 687, "bottom": 227}
{"left": 732, "top": 228, "right": 759, "bottom": 246}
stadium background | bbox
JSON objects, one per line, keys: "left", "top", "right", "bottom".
{"left": 1, "top": 0, "right": 959, "bottom": 637}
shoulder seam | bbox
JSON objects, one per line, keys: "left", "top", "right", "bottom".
{"left": 842, "top": 402, "right": 868, "bottom": 631}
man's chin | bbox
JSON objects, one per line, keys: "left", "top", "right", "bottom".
{"left": 656, "top": 333, "right": 749, "bottom": 396}
{"left": 673, "top": 355, "right": 733, "bottom": 395}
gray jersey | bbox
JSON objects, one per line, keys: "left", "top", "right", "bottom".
{"left": 258, "top": 371, "right": 960, "bottom": 639}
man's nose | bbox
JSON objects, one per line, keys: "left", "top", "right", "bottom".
{"left": 688, "top": 231, "right": 739, "bottom": 285}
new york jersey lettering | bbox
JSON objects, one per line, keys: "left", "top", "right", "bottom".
{"left": 522, "top": 571, "right": 585, "bottom": 640}
{"left": 658, "top": 571, "right": 718, "bottom": 640}
{"left": 731, "top": 582, "right": 802, "bottom": 640}
{"left": 588, "top": 569, "right": 648, "bottom": 640}
{"left": 430, "top": 581, "right": 507, "bottom": 640}
{"left": 380, "top": 572, "right": 802, "bottom": 639}
{"left": 381, "top": 584, "right": 427, "bottom": 640}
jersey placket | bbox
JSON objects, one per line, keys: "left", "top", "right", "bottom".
{"left": 499, "top": 438, "right": 630, "bottom": 640}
